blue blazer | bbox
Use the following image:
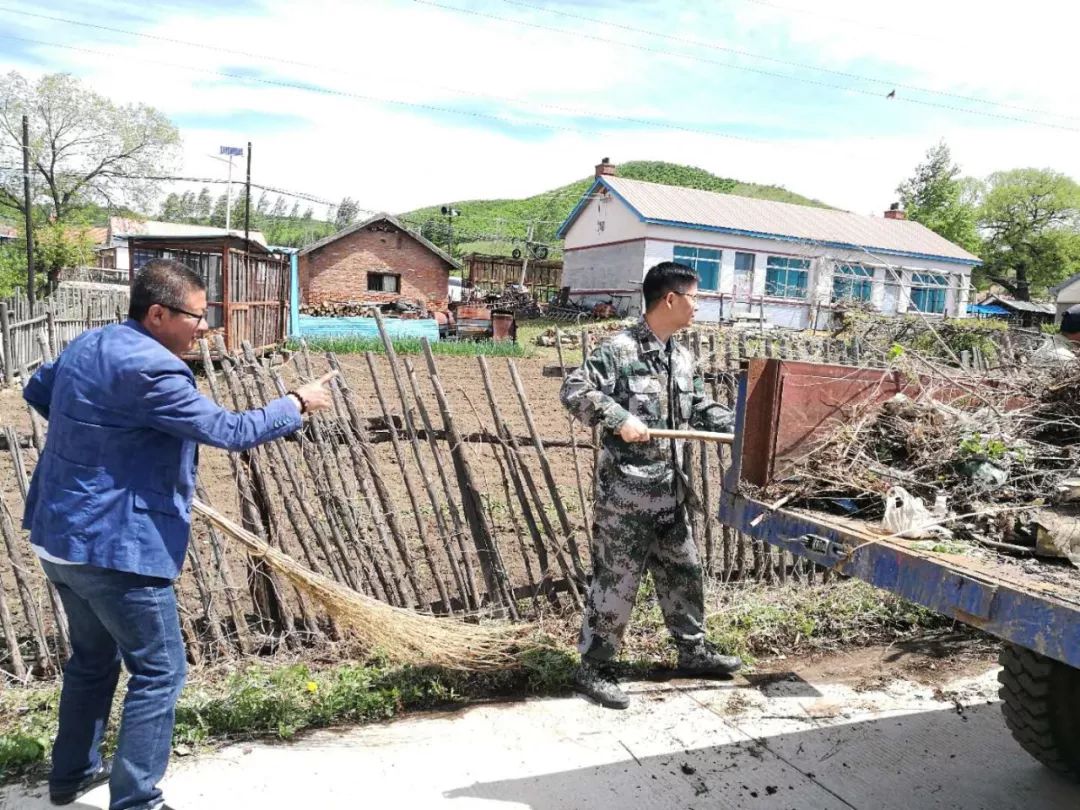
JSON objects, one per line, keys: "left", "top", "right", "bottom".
{"left": 23, "top": 320, "right": 302, "bottom": 580}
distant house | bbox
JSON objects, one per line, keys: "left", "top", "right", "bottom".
{"left": 969, "top": 294, "right": 1055, "bottom": 328}
{"left": 97, "top": 217, "right": 267, "bottom": 272}
{"left": 557, "top": 160, "right": 981, "bottom": 327}
{"left": 298, "top": 213, "right": 460, "bottom": 309}
{"left": 0, "top": 225, "right": 17, "bottom": 244}
{"left": 1050, "top": 273, "right": 1080, "bottom": 321}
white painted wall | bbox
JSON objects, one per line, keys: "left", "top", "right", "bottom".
{"left": 562, "top": 187, "right": 647, "bottom": 250}
{"left": 1056, "top": 277, "right": 1080, "bottom": 314}
{"left": 562, "top": 193, "right": 977, "bottom": 326}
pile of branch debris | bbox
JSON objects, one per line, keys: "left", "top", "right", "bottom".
{"left": 769, "top": 358, "right": 1080, "bottom": 566}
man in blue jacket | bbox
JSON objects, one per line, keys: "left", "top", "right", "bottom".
{"left": 24, "top": 258, "right": 337, "bottom": 810}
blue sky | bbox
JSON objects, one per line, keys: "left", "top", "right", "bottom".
{"left": 1, "top": 0, "right": 1077, "bottom": 217}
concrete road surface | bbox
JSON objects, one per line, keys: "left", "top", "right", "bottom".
{"left": 3, "top": 664, "right": 1077, "bottom": 810}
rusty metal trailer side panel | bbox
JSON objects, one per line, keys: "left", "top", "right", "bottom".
{"left": 722, "top": 358, "right": 1080, "bottom": 670}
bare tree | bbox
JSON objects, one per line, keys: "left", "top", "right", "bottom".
{"left": 0, "top": 72, "right": 180, "bottom": 221}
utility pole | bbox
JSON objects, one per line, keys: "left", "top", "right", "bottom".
{"left": 218, "top": 145, "right": 244, "bottom": 231}
{"left": 440, "top": 205, "right": 459, "bottom": 258}
{"left": 518, "top": 222, "right": 535, "bottom": 287}
{"left": 243, "top": 141, "right": 252, "bottom": 244}
{"left": 22, "top": 115, "right": 34, "bottom": 314}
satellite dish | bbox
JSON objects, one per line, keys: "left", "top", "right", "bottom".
{"left": 511, "top": 248, "right": 522, "bottom": 259}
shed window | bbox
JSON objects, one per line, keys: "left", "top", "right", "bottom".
{"left": 368, "top": 272, "right": 400, "bottom": 293}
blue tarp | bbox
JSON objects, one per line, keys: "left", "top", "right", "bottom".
{"left": 297, "top": 315, "right": 440, "bottom": 342}
{"left": 967, "top": 303, "right": 1010, "bottom": 316}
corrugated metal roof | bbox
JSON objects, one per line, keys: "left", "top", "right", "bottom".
{"left": 109, "top": 217, "right": 267, "bottom": 246}
{"left": 564, "top": 176, "right": 980, "bottom": 265}
{"left": 983, "top": 295, "right": 1055, "bottom": 314}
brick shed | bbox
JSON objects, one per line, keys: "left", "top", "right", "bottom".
{"left": 298, "top": 213, "right": 460, "bottom": 310}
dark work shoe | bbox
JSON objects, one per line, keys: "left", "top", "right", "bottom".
{"left": 575, "top": 660, "right": 630, "bottom": 710}
{"left": 50, "top": 759, "right": 111, "bottom": 805}
{"left": 676, "top": 640, "right": 742, "bottom": 677}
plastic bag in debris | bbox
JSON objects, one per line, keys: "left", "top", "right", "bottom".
{"left": 882, "top": 486, "right": 953, "bottom": 539}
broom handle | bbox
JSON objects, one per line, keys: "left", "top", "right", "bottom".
{"left": 191, "top": 498, "right": 269, "bottom": 556}
{"left": 648, "top": 428, "right": 734, "bottom": 444}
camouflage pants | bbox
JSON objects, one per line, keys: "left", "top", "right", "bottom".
{"left": 578, "top": 482, "right": 705, "bottom": 663}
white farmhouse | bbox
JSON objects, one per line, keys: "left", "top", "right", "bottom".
{"left": 558, "top": 161, "right": 981, "bottom": 327}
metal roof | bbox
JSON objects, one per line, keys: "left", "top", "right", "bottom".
{"left": 1050, "top": 272, "right": 1080, "bottom": 296}
{"left": 558, "top": 176, "right": 981, "bottom": 265}
{"left": 109, "top": 217, "right": 268, "bottom": 246}
{"left": 982, "top": 295, "right": 1055, "bottom": 314}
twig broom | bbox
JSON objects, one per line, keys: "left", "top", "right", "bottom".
{"left": 192, "top": 499, "right": 534, "bottom": 671}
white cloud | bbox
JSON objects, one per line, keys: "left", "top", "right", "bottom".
{"left": 2, "top": 0, "right": 1078, "bottom": 221}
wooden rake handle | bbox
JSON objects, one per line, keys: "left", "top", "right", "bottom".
{"left": 648, "top": 428, "right": 735, "bottom": 444}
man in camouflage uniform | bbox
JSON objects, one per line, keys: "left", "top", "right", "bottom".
{"left": 561, "top": 261, "right": 741, "bottom": 709}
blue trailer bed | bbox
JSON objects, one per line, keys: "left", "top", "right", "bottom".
{"left": 718, "top": 358, "right": 1080, "bottom": 777}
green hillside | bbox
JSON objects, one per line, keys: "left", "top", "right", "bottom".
{"left": 401, "top": 160, "right": 833, "bottom": 259}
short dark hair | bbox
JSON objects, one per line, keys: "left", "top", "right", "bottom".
{"left": 642, "top": 261, "right": 699, "bottom": 310}
{"left": 1062, "top": 304, "right": 1080, "bottom": 335}
{"left": 129, "top": 258, "right": 206, "bottom": 321}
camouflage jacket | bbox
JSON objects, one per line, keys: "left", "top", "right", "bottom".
{"left": 560, "top": 319, "right": 734, "bottom": 498}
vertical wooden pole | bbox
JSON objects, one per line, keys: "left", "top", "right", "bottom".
{"left": 506, "top": 359, "right": 586, "bottom": 582}
{"left": 421, "top": 340, "right": 518, "bottom": 617}
{"left": 0, "top": 302, "right": 13, "bottom": 386}
{"left": 363, "top": 351, "right": 455, "bottom": 612}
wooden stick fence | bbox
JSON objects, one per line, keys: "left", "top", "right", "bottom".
{"left": 0, "top": 318, "right": 906, "bottom": 682}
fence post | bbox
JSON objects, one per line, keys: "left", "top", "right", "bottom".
{"left": 0, "top": 302, "right": 12, "bottom": 386}
{"left": 45, "top": 306, "right": 58, "bottom": 358}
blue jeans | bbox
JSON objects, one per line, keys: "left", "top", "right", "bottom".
{"left": 41, "top": 561, "right": 187, "bottom": 810}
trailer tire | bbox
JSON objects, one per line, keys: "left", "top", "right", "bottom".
{"left": 998, "top": 644, "right": 1080, "bottom": 780}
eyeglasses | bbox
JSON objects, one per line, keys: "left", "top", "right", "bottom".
{"left": 161, "top": 304, "right": 208, "bottom": 322}
{"left": 672, "top": 291, "right": 698, "bottom": 302}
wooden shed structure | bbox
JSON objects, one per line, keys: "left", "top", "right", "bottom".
{"left": 461, "top": 253, "right": 563, "bottom": 301}
{"left": 126, "top": 234, "right": 289, "bottom": 354}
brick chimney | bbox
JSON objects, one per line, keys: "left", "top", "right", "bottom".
{"left": 595, "top": 157, "right": 617, "bottom": 179}
{"left": 884, "top": 202, "right": 906, "bottom": 220}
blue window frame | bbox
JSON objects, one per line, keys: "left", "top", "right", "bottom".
{"left": 765, "top": 256, "right": 810, "bottom": 299}
{"left": 910, "top": 273, "right": 948, "bottom": 314}
{"left": 673, "top": 245, "right": 721, "bottom": 291}
{"left": 831, "top": 264, "right": 874, "bottom": 303}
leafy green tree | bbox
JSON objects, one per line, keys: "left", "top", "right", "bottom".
{"left": 210, "top": 193, "right": 228, "bottom": 228}
{"left": 195, "top": 187, "right": 213, "bottom": 223}
{"left": 34, "top": 222, "right": 95, "bottom": 288}
{"left": 896, "top": 141, "right": 981, "bottom": 254}
{"left": 977, "top": 168, "right": 1080, "bottom": 299}
{"left": 334, "top": 196, "right": 360, "bottom": 230}
{"left": 0, "top": 71, "right": 180, "bottom": 222}
{"left": 159, "top": 192, "right": 183, "bottom": 221}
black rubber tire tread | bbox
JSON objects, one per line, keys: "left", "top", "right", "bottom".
{"left": 998, "top": 644, "right": 1080, "bottom": 780}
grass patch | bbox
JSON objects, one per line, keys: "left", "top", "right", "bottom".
{"left": 0, "top": 579, "right": 960, "bottom": 784}
{"left": 0, "top": 647, "right": 578, "bottom": 784}
{"left": 287, "top": 336, "right": 527, "bottom": 357}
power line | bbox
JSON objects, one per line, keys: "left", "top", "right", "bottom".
{"left": 414, "top": 0, "right": 1080, "bottom": 133}
{"left": 0, "top": 10, "right": 763, "bottom": 145}
{"left": 498, "top": 0, "right": 1077, "bottom": 123}
{"left": 0, "top": 33, "right": 607, "bottom": 138}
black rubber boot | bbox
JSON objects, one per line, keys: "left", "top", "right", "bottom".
{"left": 676, "top": 640, "right": 742, "bottom": 677}
{"left": 575, "top": 659, "right": 631, "bottom": 709}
